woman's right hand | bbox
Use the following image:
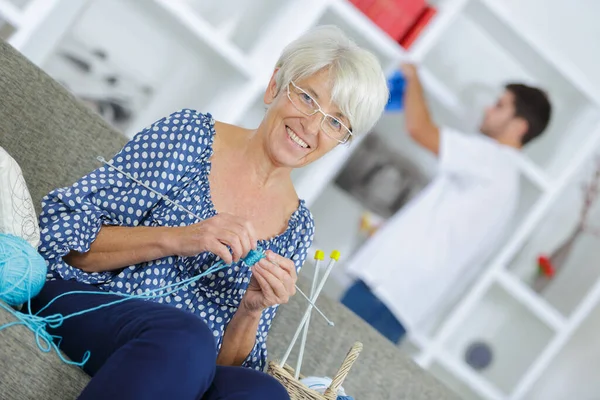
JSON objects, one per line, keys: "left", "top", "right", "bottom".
{"left": 167, "top": 214, "right": 258, "bottom": 264}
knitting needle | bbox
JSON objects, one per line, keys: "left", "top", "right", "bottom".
{"left": 97, "top": 157, "right": 204, "bottom": 221}
{"left": 294, "top": 286, "right": 333, "bottom": 326}
{"left": 280, "top": 251, "right": 339, "bottom": 367}
{"left": 97, "top": 156, "right": 334, "bottom": 325}
{"left": 294, "top": 250, "right": 324, "bottom": 378}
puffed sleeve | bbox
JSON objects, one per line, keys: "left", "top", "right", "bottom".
{"left": 38, "top": 109, "right": 214, "bottom": 283}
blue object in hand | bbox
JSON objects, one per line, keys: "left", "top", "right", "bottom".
{"left": 385, "top": 70, "right": 406, "bottom": 112}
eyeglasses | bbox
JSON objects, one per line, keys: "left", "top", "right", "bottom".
{"left": 286, "top": 81, "right": 353, "bottom": 144}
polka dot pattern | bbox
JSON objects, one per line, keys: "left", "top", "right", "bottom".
{"left": 38, "top": 109, "right": 315, "bottom": 371}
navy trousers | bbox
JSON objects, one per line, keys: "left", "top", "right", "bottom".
{"left": 31, "top": 279, "right": 289, "bottom": 400}
{"left": 341, "top": 280, "right": 407, "bottom": 344}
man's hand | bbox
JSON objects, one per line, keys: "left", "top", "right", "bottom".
{"left": 400, "top": 63, "right": 418, "bottom": 80}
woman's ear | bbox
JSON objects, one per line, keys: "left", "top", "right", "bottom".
{"left": 264, "top": 68, "right": 280, "bottom": 105}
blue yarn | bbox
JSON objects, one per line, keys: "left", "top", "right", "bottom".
{"left": 0, "top": 233, "right": 47, "bottom": 306}
{"left": 0, "top": 244, "right": 266, "bottom": 367}
{"left": 300, "top": 376, "right": 354, "bottom": 399}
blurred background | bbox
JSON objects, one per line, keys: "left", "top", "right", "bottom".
{"left": 2, "top": 0, "right": 600, "bottom": 398}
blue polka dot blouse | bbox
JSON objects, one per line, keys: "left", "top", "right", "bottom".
{"left": 37, "top": 109, "right": 315, "bottom": 371}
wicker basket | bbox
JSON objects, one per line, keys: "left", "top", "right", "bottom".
{"left": 267, "top": 342, "right": 363, "bottom": 400}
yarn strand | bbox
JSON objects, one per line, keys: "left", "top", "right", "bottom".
{"left": 1, "top": 248, "right": 265, "bottom": 367}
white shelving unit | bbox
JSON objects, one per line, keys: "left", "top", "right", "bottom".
{"left": 3, "top": 0, "right": 600, "bottom": 398}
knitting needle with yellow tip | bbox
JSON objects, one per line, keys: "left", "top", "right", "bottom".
{"left": 280, "top": 250, "right": 340, "bottom": 367}
{"left": 295, "top": 250, "right": 325, "bottom": 378}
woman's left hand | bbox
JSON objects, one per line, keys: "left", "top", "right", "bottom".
{"left": 240, "top": 251, "right": 297, "bottom": 315}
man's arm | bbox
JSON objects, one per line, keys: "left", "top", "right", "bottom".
{"left": 402, "top": 64, "right": 440, "bottom": 155}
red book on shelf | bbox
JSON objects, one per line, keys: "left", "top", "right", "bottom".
{"left": 399, "top": 5, "right": 437, "bottom": 49}
{"left": 351, "top": 0, "right": 427, "bottom": 42}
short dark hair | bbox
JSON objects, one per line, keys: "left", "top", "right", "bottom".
{"left": 506, "top": 83, "right": 552, "bottom": 146}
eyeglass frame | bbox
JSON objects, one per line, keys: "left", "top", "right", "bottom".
{"left": 286, "top": 80, "right": 353, "bottom": 144}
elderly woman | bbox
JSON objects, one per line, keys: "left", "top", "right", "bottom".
{"left": 33, "top": 26, "right": 388, "bottom": 400}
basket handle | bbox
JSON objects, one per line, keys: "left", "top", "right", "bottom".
{"left": 323, "top": 342, "right": 363, "bottom": 400}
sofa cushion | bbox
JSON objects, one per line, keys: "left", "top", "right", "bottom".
{"left": 0, "top": 303, "right": 89, "bottom": 399}
{"left": 0, "top": 146, "right": 40, "bottom": 247}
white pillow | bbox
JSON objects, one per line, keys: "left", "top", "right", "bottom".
{"left": 0, "top": 146, "right": 40, "bottom": 248}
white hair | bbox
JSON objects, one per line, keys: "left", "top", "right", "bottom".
{"left": 274, "top": 25, "right": 389, "bottom": 138}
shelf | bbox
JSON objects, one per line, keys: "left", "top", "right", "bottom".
{"left": 520, "top": 299, "right": 600, "bottom": 400}
{"left": 293, "top": 138, "right": 364, "bottom": 207}
{"left": 396, "top": 173, "right": 542, "bottom": 345}
{"left": 476, "top": 0, "right": 600, "bottom": 109}
{"left": 510, "top": 271, "right": 600, "bottom": 399}
{"left": 328, "top": 0, "right": 404, "bottom": 70}
{"left": 176, "top": 0, "right": 321, "bottom": 80}
{"left": 308, "top": 184, "right": 370, "bottom": 261}
{"left": 443, "top": 283, "right": 556, "bottom": 395}
{"left": 225, "top": 0, "right": 294, "bottom": 57}
{"left": 508, "top": 174, "right": 544, "bottom": 235}
{"left": 462, "top": 0, "right": 600, "bottom": 176}
{"left": 435, "top": 350, "right": 506, "bottom": 400}
{"left": 397, "top": 335, "right": 426, "bottom": 360}
{"left": 507, "top": 151, "right": 600, "bottom": 317}
{"left": 496, "top": 270, "right": 566, "bottom": 331}
{"left": 419, "top": 67, "right": 468, "bottom": 122}
{"left": 249, "top": 0, "right": 330, "bottom": 79}
{"left": 4, "top": 0, "right": 28, "bottom": 9}
{"left": 7, "top": 0, "right": 89, "bottom": 67}
{"left": 425, "top": 125, "right": 600, "bottom": 372}
{"left": 539, "top": 105, "right": 600, "bottom": 178}
{"left": 174, "top": 0, "right": 289, "bottom": 55}
{"left": 39, "top": 0, "right": 250, "bottom": 136}
{"left": 408, "top": 0, "right": 470, "bottom": 63}
{"left": 429, "top": 361, "right": 487, "bottom": 400}
{"left": 517, "top": 157, "right": 552, "bottom": 193}
{"left": 421, "top": 0, "right": 600, "bottom": 177}
{"left": 0, "top": 0, "right": 22, "bottom": 27}
{"left": 369, "top": 112, "right": 438, "bottom": 178}
{"left": 421, "top": 11, "right": 536, "bottom": 133}
{"left": 153, "top": 0, "right": 254, "bottom": 79}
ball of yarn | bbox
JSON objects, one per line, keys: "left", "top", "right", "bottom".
{"left": 300, "top": 376, "right": 353, "bottom": 400}
{"left": 0, "top": 233, "right": 47, "bottom": 306}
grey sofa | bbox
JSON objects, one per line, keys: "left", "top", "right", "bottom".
{"left": 0, "top": 39, "right": 458, "bottom": 400}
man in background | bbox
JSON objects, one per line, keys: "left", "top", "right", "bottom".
{"left": 342, "top": 64, "right": 552, "bottom": 343}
